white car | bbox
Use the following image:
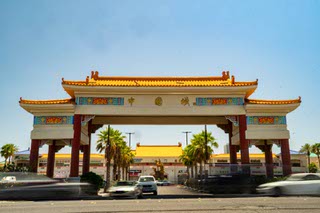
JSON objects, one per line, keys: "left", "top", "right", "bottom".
{"left": 257, "top": 173, "right": 320, "bottom": 196}
{"left": 137, "top": 176, "right": 158, "bottom": 195}
{"left": 108, "top": 181, "right": 143, "bottom": 199}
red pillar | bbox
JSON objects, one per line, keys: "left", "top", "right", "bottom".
{"left": 30, "top": 139, "right": 40, "bottom": 173}
{"left": 70, "top": 114, "right": 81, "bottom": 177}
{"left": 46, "top": 141, "right": 56, "bottom": 178}
{"left": 281, "top": 139, "right": 292, "bottom": 176}
{"left": 82, "top": 120, "right": 92, "bottom": 175}
{"left": 239, "top": 115, "right": 250, "bottom": 175}
{"left": 228, "top": 121, "right": 237, "bottom": 164}
{"left": 264, "top": 143, "right": 274, "bottom": 178}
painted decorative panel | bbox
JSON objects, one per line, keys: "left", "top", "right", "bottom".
{"left": 247, "top": 116, "right": 286, "bottom": 125}
{"left": 76, "top": 97, "right": 124, "bottom": 105}
{"left": 196, "top": 97, "right": 244, "bottom": 106}
{"left": 34, "top": 116, "right": 74, "bottom": 125}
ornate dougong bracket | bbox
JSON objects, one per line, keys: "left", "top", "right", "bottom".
{"left": 226, "top": 116, "right": 239, "bottom": 126}
{"left": 81, "top": 115, "right": 95, "bottom": 126}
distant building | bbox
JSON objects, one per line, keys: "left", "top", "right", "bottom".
{"left": 14, "top": 145, "right": 311, "bottom": 182}
{"left": 224, "top": 144, "right": 230, "bottom": 154}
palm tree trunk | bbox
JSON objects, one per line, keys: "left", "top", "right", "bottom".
{"left": 117, "top": 164, "right": 121, "bottom": 180}
{"left": 199, "top": 162, "right": 203, "bottom": 180}
{"left": 187, "top": 166, "right": 190, "bottom": 178}
{"left": 195, "top": 164, "right": 198, "bottom": 178}
{"left": 125, "top": 167, "right": 128, "bottom": 180}
{"left": 113, "top": 159, "right": 117, "bottom": 181}
{"left": 122, "top": 167, "right": 125, "bottom": 180}
{"left": 191, "top": 165, "right": 194, "bottom": 178}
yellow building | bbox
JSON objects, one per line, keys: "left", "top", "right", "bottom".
{"left": 14, "top": 143, "right": 310, "bottom": 182}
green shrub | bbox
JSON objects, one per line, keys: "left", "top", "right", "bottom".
{"left": 308, "top": 163, "right": 318, "bottom": 173}
{"left": 80, "top": 171, "right": 104, "bottom": 193}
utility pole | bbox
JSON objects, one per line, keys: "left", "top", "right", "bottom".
{"left": 125, "top": 132, "right": 135, "bottom": 148}
{"left": 125, "top": 132, "right": 134, "bottom": 181}
{"left": 182, "top": 131, "right": 192, "bottom": 146}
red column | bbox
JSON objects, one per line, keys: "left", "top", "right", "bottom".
{"left": 30, "top": 139, "right": 40, "bottom": 173}
{"left": 281, "top": 139, "right": 292, "bottom": 176}
{"left": 228, "top": 121, "right": 237, "bottom": 164}
{"left": 70, "top": 114, "right": 81, "bottom": 177}
{"left": 239, "top": 115, "right": 250, "bottom": 175}
{"left": 82, "top": 120, "right": 92, "bottom": 175}
{"left": 46, "top": 141, "right": 56, "bottom": 178}
{"left": 265, "top": 143, "right": 274, "bottom": 178}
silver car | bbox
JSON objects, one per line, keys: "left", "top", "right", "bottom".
{"left": 108, "top": 181, "right": 143, "bottom": 199}
{"left": 257, "top": 173, "right": 320, "bottom": 196}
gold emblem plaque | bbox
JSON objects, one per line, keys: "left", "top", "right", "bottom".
{"left": 155, "top": 97, "right": 163, "bottom": 106}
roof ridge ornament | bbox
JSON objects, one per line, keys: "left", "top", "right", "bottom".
{"left": 91, "top": 71, "right": 99, "bottom": 80}
{"left": 231, "top": 75, "right": 235, "bottom": 84}
{"left": 222, "top": 71, "right": 230, "bottom": 80}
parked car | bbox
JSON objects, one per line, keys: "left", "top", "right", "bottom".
{"left": 257, "top": 173, "right": 320, "bottom": 196}
{"left": 137, "top": 175, "right": 158, "bottom": 195}
{"left": 156, "top": 180, "right": 171, "bottom": 186}
{"left": 108, "top": 181, "right": 143, "bottom": 199}
{"left": 0, "top": 172, "right": 95, "bottom": 200}
{"left": 187, "top": 174, "right": 257, "bottom": 194}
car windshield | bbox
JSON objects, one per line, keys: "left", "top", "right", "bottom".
{"left": 114, "top": 181, "right": 135, "bottom": 186}
{"left": 285, "top": 174, "right": 305, "bottom": 181}
{"left": 139, "top": 177, "right": 154, "bottom": 182}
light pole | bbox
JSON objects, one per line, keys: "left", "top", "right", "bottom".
{"left": 182, "top": 131, "right": 191, "bottom": 146}
{"left": 125, "top": 132, "right": 135, "bottom": 148}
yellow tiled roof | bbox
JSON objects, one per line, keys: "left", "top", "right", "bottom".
{"left": 19, "top": 98, "right": 74, "bottom": 105}
{"left": 40, "top": 153, "right": 104, "bottom": 159}
{"left": 61, "top": 71, "right": 258, "bottom": 87}
{"left": 135, "top": 145, "right": 183, "bottom": 157}
{"left": 246, "top": 97, "right": 301, "bottom": 105}
{"left": 38, "top": 152, "right": 277, "bottom": 159}
{"left": 212, "top": 153, "right": 277, "bottom": 158}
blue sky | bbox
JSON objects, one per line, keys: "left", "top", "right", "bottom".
{"left": 0, "top": 0, "right": 319, "bottom": 156}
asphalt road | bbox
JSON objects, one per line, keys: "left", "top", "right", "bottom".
{"left": 0, "top": 186, "right": 320, "bottom": 213}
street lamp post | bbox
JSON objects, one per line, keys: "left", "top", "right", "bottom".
{"left": 125, "top": 132, "right": 134, "bottom": 181}
{"left": 125, "top": 132, "right": 135, "bottom": 148}
{"left": 182, "top": 131, "right": 192, "bottom": 146}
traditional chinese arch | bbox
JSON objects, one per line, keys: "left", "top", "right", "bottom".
{"left": 20, "top": 71, "right": 301, "bottom": 178}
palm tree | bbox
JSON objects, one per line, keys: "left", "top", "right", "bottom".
{"left": 190, "top": 130, "right": 218, "bottom": 179}
{"left": 0, "top": 144, "right": 18, "bottom": 166}
{"left": 96, "top": 126, "right": 126, "bottom": 189}
{"left": 300, "top": 143, "right": 312, "bottom": 170}
{"left": 120, "top": 146, "right": 134, "bottom": 180}
{"left": 179, "top": 145, "right": 194, "bottom": 178}
{"left": 311, "top": 143, "right": 320, "bottom": 168}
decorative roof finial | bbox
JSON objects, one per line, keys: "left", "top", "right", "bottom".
{"left": 61, "top": 78, "right": 65, "bottom": 83}
{"left": 86, "top": 76, "right": 89, "bottom": 85}
{"left": 299, "top": 96, "right": 301, "bottom": 102}
{"left": 91, "top": 71, "right": 95, "bottom": 79}
{"left": 93, "top": 71, "right": 99, "bottom": 80}
{"left": 231, "top": 75, "right": 235, "bottom": 84}
{"left": 222, "top": 71, "right": 230, "bottom": 80}
{"left": 137, "top": 142, "right": 140, "bottom": 147}
{"left": 178, "top": 142, "right": 182, "bottom": 147}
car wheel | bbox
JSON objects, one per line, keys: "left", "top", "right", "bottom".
{"left": 138, "top": 193, "right": 143, "bottom": 199}
{"left": 272, "top": 187, "right": 282, "bottom": 197}
{"left": 153, "top": 191, "right": 158, "bottom": 196}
